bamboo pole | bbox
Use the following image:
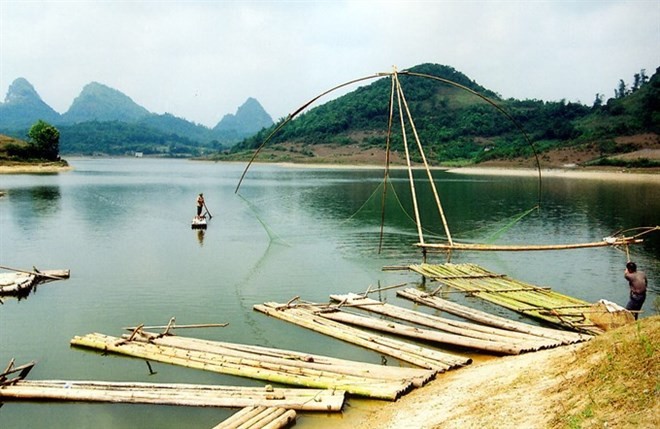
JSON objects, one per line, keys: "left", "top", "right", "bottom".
{"left": 214, "top": 406, "right": 267, "bottom": 429}
{"left": 131, "top": 332, "right": 434, "bottom": 386}
{"left": 254, "top": 302, "right": 471, "bottom": 371}
{"left": 319, "top": 308, "right": 526, "bottom": 354}
{"left": 393, "top": 73, "right": 425, "bottom": 246}
{"left": 395, "top": 71, "right": 453, "bottom": 246}
{"left": 214, "top": 406, "right": 296, "bottom": 429}
{"left": 330, "top": 294, "right": 559, "bottom": 347}
{"left": 416, "top": 237, "right": 644, "bottom": 252}
{"left": 0, "top": 265, "right": 69, "bottom": 280}
{"left": 122, "top": 323, "right": 229, "bottom": 331}
{"left": 397, "top": 288, "right": 591, "bottom": 344}
{"left": 262, "top": 409, "right": 297, "bottom": 429}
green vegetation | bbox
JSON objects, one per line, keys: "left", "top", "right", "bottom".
{"left": 57, "top": 121, "right": 210, "bottom": 157}
{"left": 222, "top": 63, "right": 658, "bottom": 166}
{"left": 1, "top": 120, "right": 64, "bottom": 163}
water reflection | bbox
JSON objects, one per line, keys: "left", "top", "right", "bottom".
{"left": 9, "top": 186, "right": 61, "bottom": 218}
{"left": 196, "top": 229, "right": 205, "bottom": 246}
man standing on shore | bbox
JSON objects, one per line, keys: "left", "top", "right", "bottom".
{"left": 624, "top": 261, "right": 647, "bottom": 320}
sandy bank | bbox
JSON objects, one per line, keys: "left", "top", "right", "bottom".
{"left": 448, "top": 166, "right": 660, "bottom": 182}
{"left": 0, "top": 163, "right": 73, "bottom": 174}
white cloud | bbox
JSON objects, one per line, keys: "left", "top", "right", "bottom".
{"left": 1, "top": 0, "right": 658, "bottom": 127}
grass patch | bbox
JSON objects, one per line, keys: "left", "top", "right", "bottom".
{"left": 549, "top": 316, "right": 659, "bottom": 428}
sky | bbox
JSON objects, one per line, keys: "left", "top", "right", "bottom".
{"left": 1, "top": 1, "right": 658, "bottom": 128}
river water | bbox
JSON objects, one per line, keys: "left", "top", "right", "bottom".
{"left": 1, "top": 158, "right": 658, "bottom": 428}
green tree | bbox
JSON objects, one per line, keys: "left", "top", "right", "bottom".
{"left": 28, "top": 120, "right": 60, "bottom": 160}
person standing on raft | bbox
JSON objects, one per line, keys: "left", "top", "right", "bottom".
{"left": 624, "top": 261, "right": 647, "bottom": 320}
{"left": 196, "top": 193, "right": 205, "bottom": 218}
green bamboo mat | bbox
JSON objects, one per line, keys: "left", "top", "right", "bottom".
{"left": 408, "top": 263, "right": 603, "bottom": 334}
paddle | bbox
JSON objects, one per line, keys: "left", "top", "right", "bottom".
{"left": 203, "top": 202, "right": 213, "bottom": 219}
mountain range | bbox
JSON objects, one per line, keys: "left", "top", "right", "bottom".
{"left": 0, "top": 78, "right": 274, "bottom": 154}
{"left": 2, "top": 63, "right": 657, "bottom": 164}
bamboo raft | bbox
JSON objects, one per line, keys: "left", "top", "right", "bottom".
{"left": 254, "top": 301, "right": 471, "bottom": 371}
{"left": 329, "top": 293, "right": 590, "bottom": 355}
{"left": 0, "top": 380, "right": 341, "bottom": 411}
{"left": 396, "top": 289, "right": 592, "bottom": 343}
{"left": 0, "top": 359, "right": 340, "bottom": 412}
{"left": 213, "top": 406, "right": 296, "bottom": 429}
{"left": 407, "top": 263, "right": 608, "bottom": 334}
{"left": 71, "top": 330, "right": 435, "bottom": 401}
{"left": 0, "top": 267, "right": 70, "bottom": 296}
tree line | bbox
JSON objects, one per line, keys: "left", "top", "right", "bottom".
{"left": 227, "top": 64, "right": 658, "bottom": 166}
{"left": 2, "top": 120, "right": 61, "bottom": 161}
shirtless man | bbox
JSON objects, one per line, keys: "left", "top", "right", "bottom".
{"left": 624, "top": 261, "right": 647, "bottom": 320}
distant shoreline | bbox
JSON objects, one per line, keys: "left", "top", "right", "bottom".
{"left": 268, "top": 161, "right": 660, "bottom": 182}
{"left": 447, "top": 166, "right": 660, "bottom": 182}
{"left": 0, "top": 162, "right": 73, "bottom": 174}
{"left": 1, "top": 159, "right": 658, "bottom": 183}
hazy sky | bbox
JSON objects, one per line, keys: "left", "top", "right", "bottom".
{"left": 1, "top": 1, "right": 658, "bottom": 127}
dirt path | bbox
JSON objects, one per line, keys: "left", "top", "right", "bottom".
{"left": 351, "top": 344, "right": 583, "bottom": 429}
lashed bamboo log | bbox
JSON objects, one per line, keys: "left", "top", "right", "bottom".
{"left": 330, "top": 294, "right": 566, "bottom": 351}
{"left": 129, "top": 331, "right": 434, "bottom": 387}
{"left": 70, "top": 332, "right": 421, "bottom": 400}
{"left": 397, "top": 288, "right": 592, "bottom": 343}
{"left": 254, "top": 302, "right": 471, "bottom": 371}
{"left": 261, "top": 410, "right": 297, "bottom": 429}
{"left": 214, "top": 406, "right": 268, "bottom": 429}
{"left": 0, "top": 380, "right": 343, "bottom": 411}
{"left": 318, "top": 307, "right": 527, "bottom": 354}
{"left": 214, "top": 406, "right": 296, "bottom": 429}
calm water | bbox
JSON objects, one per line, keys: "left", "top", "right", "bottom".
{"left": 1, "top": 158, "right": 658, "bottom": 428}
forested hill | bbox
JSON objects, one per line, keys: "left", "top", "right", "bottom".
{"left": 227, "top": 63, "right": 659, "bottom": 167}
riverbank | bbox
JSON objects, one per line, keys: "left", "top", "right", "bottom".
{"left": 0, "top": 161, "right": 72, "bottom": 174}
{"left": 448, "top": 165, "right": 660, "bottom": 182}
{"left": 348, "top": 316, "right": 659, "bottom": 429}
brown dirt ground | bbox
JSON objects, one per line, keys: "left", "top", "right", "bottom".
{"left": 254, "top": 133, "right": 660, "bottom": 173}
{"left": 333, "top": 316, "right": 659, "bottom": 429}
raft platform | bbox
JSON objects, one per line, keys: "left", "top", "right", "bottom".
{"left": 329, "top": 293, "right": 591, "bottom": 355}
{"left": 254, "top": 301, "right": 471, "bottom": 371}
{"left": 0, "top": 360, "right": 342, "bottom": 412}
{"left": 71, "top": 329, "right": 435, "bottom": 401}
{"left": 0, "top": 267, "right": 70, "bottom": 297}
{"left": 405, "top": 263, "right": 626, "bottom": 334}
{"left": 213, "top": 406, "right": 296, "bottom": 429}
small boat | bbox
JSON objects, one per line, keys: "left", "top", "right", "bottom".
{"left": 0, "top": 268, "right": 70, "bottom": 296}
{"left": 191, "top": 215, "right": 207, "bottom": 230}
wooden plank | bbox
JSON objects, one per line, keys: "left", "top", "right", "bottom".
{"left": 0, "top": 380, "right": 343, "bottom": 412}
